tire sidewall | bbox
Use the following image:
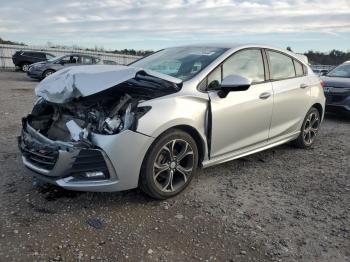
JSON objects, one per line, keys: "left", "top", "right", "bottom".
{"left": 141, "top": 129, "right": 198, "bottom": 199}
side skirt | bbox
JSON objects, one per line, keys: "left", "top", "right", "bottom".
{"left": 202, "top": 131, "right": 300, "bottom": 168}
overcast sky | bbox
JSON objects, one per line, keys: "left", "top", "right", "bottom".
{"left": 0, "top": 0, "right": 349, "bottom": 52}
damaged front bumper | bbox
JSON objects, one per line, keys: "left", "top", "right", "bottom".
{"left": 18, "top": 117, "right": 154, "bottom": 192}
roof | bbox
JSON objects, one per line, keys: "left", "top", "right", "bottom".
{"left": 169, "top": 43, "right": 306, "bottom": 64}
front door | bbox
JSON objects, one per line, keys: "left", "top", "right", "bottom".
{"left": 209, "top": 82, "right": 273, "bottom": 158}
{"left": 207, "top": 49, "right": 274, "bottom": 158}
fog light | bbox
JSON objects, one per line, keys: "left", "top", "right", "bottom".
{"left": 83, "top": 171, "right": 105, "bottom": 178}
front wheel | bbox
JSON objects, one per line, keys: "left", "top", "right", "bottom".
{"left": 139, "top": 129, "right": 198, "bottom": 199}
{"left": 43, "top": 70, "right": 55, "bottom": 79}
{"left": 21, "top": 63, "right": 30, "bottom": 72}
{"left": 293, "top": 107, "right": 321, "bottom": 148}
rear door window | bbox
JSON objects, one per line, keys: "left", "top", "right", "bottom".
{"left": 35, "top": 53, "right": 46, "bottom": 59}
{"left": 267, "top": 51, "right": 296, "bottom": 80}
{"left": 24, "top": 52, "right": 36, "bottom": 57}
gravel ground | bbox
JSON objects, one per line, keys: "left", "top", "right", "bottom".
{"left": 0, "top": 71, "right": 349, "bottom": 262}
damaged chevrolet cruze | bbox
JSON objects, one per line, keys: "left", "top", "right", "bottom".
{"left": 19, "top": 44, "right": 325, "bottom": 199}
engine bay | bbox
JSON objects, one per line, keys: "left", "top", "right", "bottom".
{"left": 27, "top": 74, "right": 179, "bottom": 143}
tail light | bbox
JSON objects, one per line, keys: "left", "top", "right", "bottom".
{"left": 320, "top": 80, "right": 325, "bottom": 88}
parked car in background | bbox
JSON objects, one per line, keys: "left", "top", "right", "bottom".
{"left": 321, "top": 61, "right": 350, "bottom": 115}
{"left": 18, "top": 44, "right": 325, "bottom": 199}
{"left": 27, "top": 54, "right": 101, "bottom": 79}
{"left": 313, "top": 69, "right": 329, "bottom": 76}
{"left": 103, "top": 60, "right": 117, "bottom": 65}
{"left": 12, "top": 51, "right": 55, "bottom": 72}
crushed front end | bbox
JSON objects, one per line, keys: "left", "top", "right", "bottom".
{"left": 19, "top": 117, "right": 115, "bottom": 187}
{"left": 18, "top": 68, "right": 180, "bottom": 192}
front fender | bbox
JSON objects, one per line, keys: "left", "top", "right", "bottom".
{"left": 136, "top": 94, "right": 210, "bottom": 160}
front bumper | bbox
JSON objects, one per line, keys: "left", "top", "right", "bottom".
{"left": 324, "top": 88, "right": 350, "bottom": 115}
{"left": 19, "top": 117, "right": 154, "bottom": 192}
{"left": 27, "top": 67, "right": 43, "bottom": 79}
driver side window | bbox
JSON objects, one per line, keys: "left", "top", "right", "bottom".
{"left": 203, "top": 49, "right": 265, "bottom": 91}
{"left": 223, "top": 49, "right": 265, "bottom": 83}
{"left": 60, "top": 55, "right": 79, "bottom": 64}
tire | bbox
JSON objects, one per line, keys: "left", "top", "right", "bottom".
{"left": 293, "top": 107, "right": 321, "bottom": 148}
{"left": 139, "top": 129, "right": 199, "bottom": 199}
{"left": 43, "top": 70, "right": 55, "bottom": 79}
{"left": 21, "top": 63, "right": 30, "bottom": 72}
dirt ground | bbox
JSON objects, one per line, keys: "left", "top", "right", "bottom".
{"left": 0, "top": 71, "right": 349, "bottom": 262}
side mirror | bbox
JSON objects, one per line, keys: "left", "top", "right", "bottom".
{"left": 320, "top": 71, "right": 328, "bottom": 76}
{"left": 218, "top": 75, "right": 251, "bottom": 98}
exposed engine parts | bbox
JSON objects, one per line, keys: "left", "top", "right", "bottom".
{"left": 27, "top": 73, "right": 179, "bottom": 143}
{"left": 29, "top": 93, "right": 143, "bottom": 143}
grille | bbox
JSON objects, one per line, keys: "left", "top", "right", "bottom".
{"left": 20, "top": 137, "right": 59, "bottom": 170}
{"left": 70, "top": 149, "right": 109, "bottom": 178}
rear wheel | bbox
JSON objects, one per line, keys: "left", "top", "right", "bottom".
{"left": 139, "top": 129, "right": 198, "bottom": 199}
{"left": 43, "top": 69, "right": 55, "bottom": 79}
{"left": 21, "top": 63, "right": 30, "bottom": 72}
{"left": 293, "top": 107, "right": 321, "bottom": 148}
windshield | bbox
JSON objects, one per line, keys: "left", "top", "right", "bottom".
{"left": 326, "top": 63, "right": 350, "bottom": 78}
{"left": 48, "top": 55, "right": 65, "bottom": 62}
{"left": 131, "top": 47, "right": 229, "bottom": 81}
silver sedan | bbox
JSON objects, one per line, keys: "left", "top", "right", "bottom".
{"left": 19, "top": 44, "right": 325, "bottom": 199}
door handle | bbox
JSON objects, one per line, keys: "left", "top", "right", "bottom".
{"left": 259, "top": 92, "right": 271, "bottom": 99}
{"left": 300, "top": 83, "right": 308, "bottom": 89}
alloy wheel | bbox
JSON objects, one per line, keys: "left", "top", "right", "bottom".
{"left": 303, "top": 111, "right": 320, "bottom": 145}
{"left": 22, "top": 64, "right": 29, "bottom": 72}
{"left": 153, "top": 139, "right": 194, "bottom": 193}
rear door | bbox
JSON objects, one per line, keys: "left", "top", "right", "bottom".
{"left": 35, "top": 52, "right": 47, "bottom": 62}
{"left": 23, "top": 52, "right": 42, "bottom": 63}
{"left": 208, "top": 49, "right": 274, "bottom": 158}
{"left": 266, "top": 50, "right": 311, "bottom": 140}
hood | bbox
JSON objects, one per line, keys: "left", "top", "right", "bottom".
{"left": 321, "top": 76, "right": 350, "bottom": 88}
{"left": 35, "top": 65, "right": 182, "bottom": 103}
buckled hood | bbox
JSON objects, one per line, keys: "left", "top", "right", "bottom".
{"left": 35, "top": 65, "right": 182, "bottom": 103}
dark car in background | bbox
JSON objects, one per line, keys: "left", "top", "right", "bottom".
{"left": 321, "top": 61, "right": 350, "bottom": 116}
{"left": 12, "top": 51, "right": 55, "bottom": 72}
{"left": 313, "top": 68, "right": 329, "bottom": 76}
{"left": 27, "top": 54, "right": 101, "bottom": 79}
